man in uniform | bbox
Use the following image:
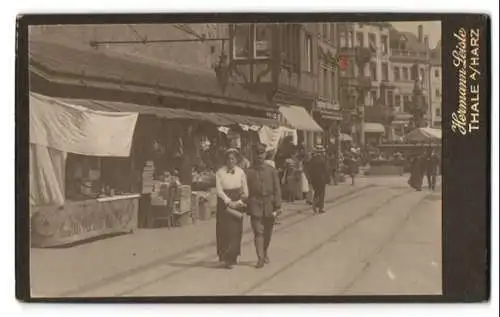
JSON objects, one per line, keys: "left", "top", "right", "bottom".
{"left": 246, "top": 143, "right": 282, "bottom": 269}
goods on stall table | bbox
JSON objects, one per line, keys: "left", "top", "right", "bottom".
{"left": 142, "top": 161, "right": 155, "bottom": 194}
{"left": 190, "top": 192, "right": 200, "bottom": 224}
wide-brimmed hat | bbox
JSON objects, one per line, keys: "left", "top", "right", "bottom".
{"left": 314, "top": 145, "right": 326, "bottom": 153}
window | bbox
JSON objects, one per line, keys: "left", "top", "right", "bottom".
{"left": 357, "top": 63, "right": 365, "bottom": 77}
{"left": 356, "top": 32, "right": 364, "bottom": 47}
{"left": 369, "top": 62, "right": 377, "bottom": 81}
{"left": 403, "top": 95, "right": 410, "bottom": 111}
{"left": 382, "top": 62, "right": 389, "bottom": 81}
{"left": 435, "top": 108, "right": 441, "bottom": 117}
{"left": 395, "top": 95, "right": 401, "bottom": 108}
{"left": 233, "top": 24, "right": 251, "bottom": 59}
{"left": 323, "top": 68, "right": 329, "bottom": 98}
{"left": 331, "top": 70, "right": 336, "bottom": 101}
{"left": 381, "top": 35, "right": 389, "bottom": 53}
{"left": 387, "top": 90, "right": 394, "bottom": 107}
{"left": 305, "top": 34, "right": 313, "bottom": 72}
{"left": 434, "top": 69, "right": 440, "bottom": 78}
{"left": 419, "top": 68, "right": 425, "bottom": 82}
{"left": 254, "top": 24, "right": 272, "bottom": 58}
{"left": 330, "top": 23, "right": 336, "bottom": 43}
{"left": 322, "top": 23, "right": 328, "bottom": 39}
{"left": 435, "top": 88, "right": 441, "bottom": 98}
{"left": 394, "top": 66, "right": 400, "bottom": 81}
{"left": 368, "top": 33, "right": 376, "bottom": 51}
{"left": 347, "top": 31, "right": 353, "bottom": 47}
{"left": 318, "top": 68, "right": 324, "bottom": 96}
{"left": 402, "top": 67, "right": 409, "bottom": 80}
{"left": 370, "top": 91, "right": 377, "bottom": 105}
{"left": 411, "top": 66, "right": 417, "bottom": 80}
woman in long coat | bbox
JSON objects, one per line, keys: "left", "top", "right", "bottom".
{"left": 215, "top": 149, "right": 249, "bottom": 269}
{"left": 408, "top": 153, "right": 425, "bottom": 191}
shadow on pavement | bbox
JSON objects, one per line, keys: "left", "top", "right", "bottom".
{"left": 168, "top": 259, "right": 257, "bottom": 269}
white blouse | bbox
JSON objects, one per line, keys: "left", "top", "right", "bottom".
{"left": 215, "top": 166, "right": 249, "bottom": 205}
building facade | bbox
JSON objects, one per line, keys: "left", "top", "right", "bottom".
{"left": 338, "top": 22, "right": 393, "bottom": 145}
{"left": 314, "top": 23, "right": 343, "bottom": 147}
{"left": 228, "top": 23, "right": 326, "bottom": 149}
{"left": 389, "top": 24, "right": 433, "bottom": 136}
{"left": 429, "top": 41, "right": 442, "bottom": 128}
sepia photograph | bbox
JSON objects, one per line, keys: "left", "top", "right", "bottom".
{"left": 26, "top": 20, "right": 444, "bottom": 298}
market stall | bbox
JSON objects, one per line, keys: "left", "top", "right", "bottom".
{"left": 29, "top": 93, "right": 140, "bottom": 247}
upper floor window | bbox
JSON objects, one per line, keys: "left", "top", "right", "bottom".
{"left": 369, "top": 62, "right": 377, "bottom": 81}
{"left": 387, "top": 90, "right": 394, "bottom": 107}
{"left": 356, "top": 32, "right": 364, "bottom": 47}
{"left": 368, "top": 33, "right": 376, "bottom": 51}
{"left": 254, "top": 24, "right": 273, "bottom": 58}
{"left": 322, "top": 23, "right": 329, "bottom": 39}
{"left": 435, "top": 88, "right": 441, "bottom": 98}
{"left": 381, "top": 35, "right": 389, "bottom": 54}
{"left": 305, "top": 34, "right": 313, "bottom": 72}
{"left": 394, "top": 66, "right": 400, "bottom": 81}
{"left": 395, "top": 95, "right": 401, "bottom": 108}
{"left": 411, "top": 66, "right": 417, "bottom": 80}
{"left": 419, "top": 68, "right": 426, "bottom": 82}
{"left": 329, "top": 23, "right": 336, "bottom": 43}
{"left": 232, "top": 24, "right": 272, "bottom": 59}
{"left": 233, "top": 24, "right": 251, "bottom": 59}
{"left": 434, "top": 69, "right": 440, "bottom": 78}
{"left": 382, "top": 62, "right": 389, "bottom": 81}
{"left": 402, "top": 67, "right": 409, "bottom": 81}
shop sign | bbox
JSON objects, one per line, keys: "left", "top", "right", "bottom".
{"left": 316, "top": 100, "right": 341, "bottom": 111}
{"left": 31, "top": 197, "right": 139, "bottom": 247}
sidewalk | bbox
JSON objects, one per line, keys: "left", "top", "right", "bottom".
{"left": 30, "top": 182, "right": 370, "bottom": 297}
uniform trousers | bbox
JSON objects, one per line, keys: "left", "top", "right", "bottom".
{"left": 250, "top": 216, "right": 275, "bottom": 261}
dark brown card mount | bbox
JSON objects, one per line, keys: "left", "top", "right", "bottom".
{"left": 15, "top": 13, "right": 491, "bottom": 303}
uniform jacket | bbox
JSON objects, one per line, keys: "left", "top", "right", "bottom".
{"left": 245, "top": 163, "right": 282, "bottom": 217}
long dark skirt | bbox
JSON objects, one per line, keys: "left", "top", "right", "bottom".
{"left": 408, "top": 165, "right": 424, "bottom": 190}
{"left": 216, "top": 188, "right": 244, "bottom": 264}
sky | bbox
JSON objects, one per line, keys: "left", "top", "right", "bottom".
{"left": 390, "top": 21, "right": 442, "bottom": 49}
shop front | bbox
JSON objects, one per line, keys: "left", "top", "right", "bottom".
{"left": 277, "top": 104, "right": 323, "bottom": 151}
{"left": 29, "top": 93, "right": 283, "bottom": 247}
{"left": 29, "top": 93, "right": 141, "bottom": 247}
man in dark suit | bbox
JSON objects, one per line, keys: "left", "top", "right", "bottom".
{"left": 306, "top": 145, "right": 330, "bottom": 214}
{"left": 425, "top": 150, "right": 440, "bottom": 191}
{"left": 246, "top": 143, "right": 282, "bottom": 269}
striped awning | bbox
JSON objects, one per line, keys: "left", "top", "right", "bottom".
{"left": 278, "top": 105, "right": 323, "bottom": 132}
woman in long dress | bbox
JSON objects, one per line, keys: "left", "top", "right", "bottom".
{"left": 215, "top": 149, "right": 249, "bottom": 269}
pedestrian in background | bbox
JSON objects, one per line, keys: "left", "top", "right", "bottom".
{"left": 215, "top": 149, "right": 249, "bottom": 269}
{"left": 343, "top": 151, "right": 358, "bottom": 186}
{"left": 246, "top": 143, "right": 282, "bottom": 269}
{"left": 306, "top": 145, "right": 330, "bottom": 214}
{"left": 425, "top": 149, "right": 439, "bottom": 191}
{"left": 408, "top": 152, "right": 425, "bottom": 191}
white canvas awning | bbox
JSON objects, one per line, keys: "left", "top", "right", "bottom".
{"left": 278, "top": 105, "right": 323, "bottom": 132}
{"left": 363, "top": 122, "right": 386, "bottom": 134}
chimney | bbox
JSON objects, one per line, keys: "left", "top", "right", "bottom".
{"left": 424, "top": 35, "right": 429, "bottom": 49}
{"left": 418, "top": 24, "right": 423, "bottom": 42}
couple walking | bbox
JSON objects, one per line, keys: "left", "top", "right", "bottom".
{"left": 215, "top": 143, "right": 281, "bottom": 269}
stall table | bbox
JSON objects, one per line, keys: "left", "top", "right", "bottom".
{"left": 31, "top": 194, "right": 140, "bottom": 248}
